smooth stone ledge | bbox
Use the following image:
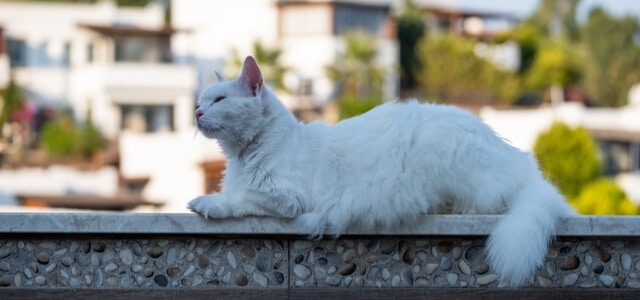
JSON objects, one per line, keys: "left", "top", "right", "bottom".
{"left": 0, "top": 213, "right": 638, "bottom": 236}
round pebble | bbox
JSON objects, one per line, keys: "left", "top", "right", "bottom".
{"left": 562, "top": 273, "right": 579, "bottom": 287}
{"left": 339, "top": 263, "right": 356, "bottom": 276}
{"left": 35, "top": 275, "right": 47, "bottom": 286}
{"left": 0, "top": 276, "right": 11, "bottom": 286}
{"left": 391, "top": 275, "right": 401, "bottom": 287}
{"left": 459, "top": 260, "right": 471, "bottom": 276}
{"left": 253, "top": 273, "right": 269, "bottom": 287}
{"left": 622, "top": 254, "right": 632, "bottom": 270}
{"left": 105, "top": 262, "right": 118, "bottom": 272}
{"left": 119, "top": 249, "right": 133, "bottom": 265}
{"left": 401, "top": 268, "right": 414, "bottom": 285}
{"left": 440, "top": 257, "right": 452, "bottom": 271}
{"left": 403, "top": 249, "right": 415, "bottom": 265}
{"left": 477, "top": 274, "right": 498, "bottom": 286}
{"left": 414, "top": 277, "right": 429, "bottom": 287}
{"left": 37, "top": 252, "right": 50, "bottom": 264}
{"left": 426, "top": 263, "right": 439, "bottom": 275}
{"left": 342, "top": 249, "right": 356, "bottom": 262}
{"left": 559, "top": 256, "right": 580, "bottom": 270}
{"left": 0, "top": 262, "right": 10, "bottom": 272}
{"left": 326, "top": 276, "right": 341, "bottom": 287}
{"left": 271, "top": 272, "right": 285, "bottom": 285}
{"left": 294, "top": 265, "right": 312, "bottom": 279}
{"left": 226, "top": 251, "right": 237, "bottom": 269}
{"left": 537, "top": 276, "right": 552, "bottom": 287}
{"left": 600, "top": 275, "right": 614, "bottom": 287}
{"left": 446, "top": 273, "right": 459, "bottom": 285}
{"left": 256, "top": 254, "right": 271, "bottom": 272}
{"left": 154, "top": 274, "right": 168, "bottom": 287}
{"left": 382, "top": 268, "right": 391, "bottom": 281}
{"left": 166, "top": 267, "right": 181, "bottom": 277}
{"left": 596, "top": 246, "right": 612, "bottom": 262}
{"left": 147, "top": 247, "right": 163, "bottom": 258}
{"left": 241, "top": 246, "right": 256, "bottom": 259}
{"left": 235, "top": 274, "right": 248, "bottom": 286}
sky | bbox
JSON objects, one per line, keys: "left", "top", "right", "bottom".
{"left": 417, "top": 0, "right": 640, "bottom": 20}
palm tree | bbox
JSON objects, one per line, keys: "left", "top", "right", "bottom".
{"left": 326, "top": 31, "right": 385, "bottom": 119}
{"left": 230, "top": 41, "right": 290, "bottom": 91}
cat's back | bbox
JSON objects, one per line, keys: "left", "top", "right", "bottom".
{"left": 331, "top": 100, "right": 493, "bottom": 143}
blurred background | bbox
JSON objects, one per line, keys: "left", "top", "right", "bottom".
{"left": 0, "top": 0, "right": 638, "bottom": 215}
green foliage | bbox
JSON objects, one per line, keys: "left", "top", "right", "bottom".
{"left": 580, "top": 8, "right": 640, "bottom": 106}
{"left": 524, "top": 40, "right": 583, "bottom": 90}
{"left": 396, "top": 0, "right": 425, "bottom": 90}
{"left": 505, "top": 22, "right": 542, "bottom": 75}
{"left": 40, "top": 111, "right": 103, "bottom": 158}
{"left": 0, "top": 77, "right": 24, "bottom": 129}
{"left": 231, "top": 41, "right": 289, "bottom": 91}
{"left": 415, "top": 34, "right": 521, "bottom": 103}
{"left": 533, "top": 122, "right": 601, "bottom": 199}
{"left": 326, "top": 31, "right": 385, "bottom": 119}
{"left": 570, "top": 179, "right": 638, "bottom": 215}
{"left": 40, "top": 113, "right": 79, "bottom": 157}
{"left": 336, "top": 95, "right": 382, "bottom": 120}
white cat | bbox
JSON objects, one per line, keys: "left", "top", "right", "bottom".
{"left": 189, "top": 56, "right": 575, "bottom": 285}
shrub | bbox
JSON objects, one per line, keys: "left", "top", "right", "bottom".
{"left": 570, "top": 179, "right": 638, "bottom": 215}
{"left": 533, "top": 122, "right": 601, "bottom": 198}
{"left": 40, "top": 112, "right": 103, "bottom": 159}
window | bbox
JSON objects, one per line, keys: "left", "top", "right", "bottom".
{"left": 87, "top": 43, "right": 94, "bottom": 63}
{"left": 120, "top": 104, "right": 174, "bottom": 133}
{"left": 280, "top": 5, "right": 331, "bottom": 36}
{"left": 7, "top": 37, "right": 27, "bottom": 67}
{"left": 63, "top": 42, "right": 71, "bottom": 66}
{"left": 334, "top": 5, "right": 387, "bottom": 35}
{"left": 114, "top": 36, "right": 171, "bottom": 63}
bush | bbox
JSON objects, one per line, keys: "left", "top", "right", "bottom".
{"left": 40, "top": 112, "right": 103, "bottom": 159}
{"left": 533, "top": 122, "right": 601, "bottom": 198}
{"left": 570, "top": 179, "right": 638, "bottom": 215}
{"left": 337, "top": 95, "right": 383, "bottom": 120}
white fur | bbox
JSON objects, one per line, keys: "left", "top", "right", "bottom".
{"left": 189, "top": 56, "right": 575, "bottom": 286}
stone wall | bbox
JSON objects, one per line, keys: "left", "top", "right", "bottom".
{"left": 0, "top": 213, "right": 639, "bottom": 299}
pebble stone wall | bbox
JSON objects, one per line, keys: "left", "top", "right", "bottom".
{"left": 1, "top": 236, "right": 640, "bottom": 289}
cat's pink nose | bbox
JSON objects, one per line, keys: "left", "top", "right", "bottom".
{"left": 195, "top": 111, "right": 203, "bottom": 119}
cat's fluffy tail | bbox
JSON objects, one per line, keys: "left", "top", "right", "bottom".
{"left": 487, "top": 178, "right": 575, "bottom": 286}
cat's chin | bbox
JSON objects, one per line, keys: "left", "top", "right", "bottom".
{"left": 196, "top": 124, "right": 222, "bottom": 139}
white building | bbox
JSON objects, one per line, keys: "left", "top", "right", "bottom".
{"left": 171, "top": 0, "right": 399, "bottom": 107}
{"left": 0, "top": 1, "right": 219, "bottom": 211}
{"left": 0, "top": 0, "right": 400, "bottom": 212}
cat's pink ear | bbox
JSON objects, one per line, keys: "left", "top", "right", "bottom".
{"left": 239, "top": 56, "right": 263, "bottom": 96}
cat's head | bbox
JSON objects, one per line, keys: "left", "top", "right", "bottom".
{"left": 195, "top": 56, "right": 267, "bottom": 141}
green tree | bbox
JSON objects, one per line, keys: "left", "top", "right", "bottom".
{"left": 231, "top": 41, "right": 290, "bottom": 91}
{"left": 40, "top": 112, "right": 79, "bottom": 157}
{"left": 40, "top": 110, "right": 103, "bottom": 159}
{"left": 581, "top": 7, "right": 640, "bottom": 106}
{"left": 0, "top": 77, "right": 24, "bottom": 132}
{"left": 326, "top": 31, "right": 385, "bottom": 119}
{"left": 570, "top": 179, "right": 638, "bottom": 215}
{"left": 396, "top": 0, "right": 425, "bottom": 90}
{"left": 533, "top": 122, "right": 601, "bottom": 199}
{"left": 415, "top": 34, "right": 520, "bottom": 103}
{"left": 524, "top": 39, "right": 583, "bottom": 90}
{"left": 527, "top": 0, "right": 580, "bottom": 41}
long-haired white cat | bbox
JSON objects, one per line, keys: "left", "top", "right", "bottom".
{"left": 189, "top": 56, "right": 575, "bottom": 285}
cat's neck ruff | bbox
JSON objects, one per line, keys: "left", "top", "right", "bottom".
{"left": 219, "top": 88, "right": 297, "bottom": 161}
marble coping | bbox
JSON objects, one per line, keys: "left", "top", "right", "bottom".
{"left": 0, "top": 213, "right": 638, "bottom": 237}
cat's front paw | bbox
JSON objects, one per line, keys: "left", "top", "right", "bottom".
{"left": 188, "top": 195, "right": 230, "bottom": 219}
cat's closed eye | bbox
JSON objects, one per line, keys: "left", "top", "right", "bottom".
{"left": 212, "top": 96, "right": 226, "bottom": 104}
